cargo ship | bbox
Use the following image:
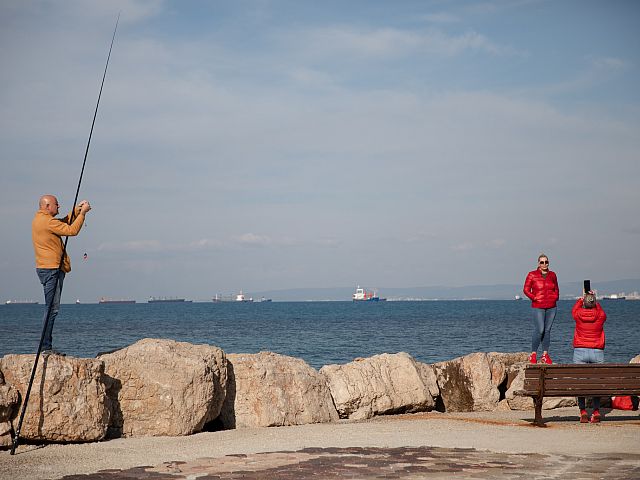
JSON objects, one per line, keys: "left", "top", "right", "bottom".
{"left": 352, "top": 286, "right": 385, "bottom": 302}
{"left": 212, "top": 291, "right": 253, "bottom": 302}
{"left": 99, "top": 297, "right": 136, "bottom": 304}
{"left": 148, "top": 297, "right": 192, "bottom": 303}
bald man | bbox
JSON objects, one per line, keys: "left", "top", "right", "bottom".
{"left": 32, "top": 195, "right": 91, "bottom": 354}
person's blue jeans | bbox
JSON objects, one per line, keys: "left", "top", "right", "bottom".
{"left": 531, "top": 307, "right": 556, "bottom": 353}
{"left": 37, "top": 268, "right": 65, "bottom": 351}
{"left": 573, "top": 347, "right": 605, "bottom": 411}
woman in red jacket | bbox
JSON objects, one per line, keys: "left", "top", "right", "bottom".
{"left": 572, "top": 292, "right": 606, "bottom": 423}
{"left": 523, "top": 254, "right": 559, "bottom": 364}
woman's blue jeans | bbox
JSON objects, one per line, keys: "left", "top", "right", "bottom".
{"left": 531, "top": 307, "right": 556, "bottom": 353}
{"left": 574, "top": 348, "right": 605, "bottom": 411}
{"left": 37, "top": 268, "right": 65, "bottom": 351}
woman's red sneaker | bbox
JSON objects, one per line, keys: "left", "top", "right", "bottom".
{"left": 528, "top": 352, "right": 537, "bottom": 364}
{"left": 541, "top": 353, "right": 553, "bottom": 364}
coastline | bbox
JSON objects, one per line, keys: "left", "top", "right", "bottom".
{"left": 2, "top": 408, "right": 639, "bottom": 479}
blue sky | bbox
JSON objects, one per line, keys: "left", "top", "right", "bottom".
{"left": 1, "top": 0, "right": 639, "bottom": 302}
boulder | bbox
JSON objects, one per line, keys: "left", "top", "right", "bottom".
{"left": 434, "top": 352, "right": 498, "bottom": 412}
{"left": 0, "top": 376, "right": 19, "bottom": 448}
{"left": 416, "top": 362, "right": 440, "bottom": 400}
{"left": 0, "top": 354, "right": 110, "bottom": 442}
{"left": 503, "top": 364, "right": 534, "bottom": 410}
{"left": 0, "top": 382, "right": 19, "bottom": 423}
{"left": 98, "top": 338, "right": 227, "bottom": 437}
{"left": 487, "top": 352, "right": 530, "bottom": 388}
{"left": 320, "top": 352, "right": 434, "bottom": 420}
{"left": 219, "top": 352, "right": 338, "bottom": 429}
{"left": 630, "top": 354, "right": 640, "bottom": 364}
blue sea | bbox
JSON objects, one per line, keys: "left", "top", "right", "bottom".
{"left": 1, "top": 300, "right": 638, "bottom": 369}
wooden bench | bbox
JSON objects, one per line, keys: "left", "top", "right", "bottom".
{"left": 516, "top": 364, "right": 640, "bottom": 425}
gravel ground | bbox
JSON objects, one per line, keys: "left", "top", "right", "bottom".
{"left": 1, "top": 408, "right": 639, "bottom": 479}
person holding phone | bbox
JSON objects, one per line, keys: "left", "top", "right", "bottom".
{"left": 572, "top": 291, "right": 606, "bottom": 423}
{"left": 523, "top": 254, "right": 559, "bottom": 364}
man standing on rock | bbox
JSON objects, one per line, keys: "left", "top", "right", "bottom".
{"left": 31, "top": 194, "right": 91, "bottom": 355}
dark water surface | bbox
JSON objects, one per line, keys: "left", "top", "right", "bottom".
{"left": 1, "top": 300, "right": 638, "bottom": 369}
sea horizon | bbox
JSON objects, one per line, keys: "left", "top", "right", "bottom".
{"left": 2, "top": 300, "right": 638, "bottom": 369}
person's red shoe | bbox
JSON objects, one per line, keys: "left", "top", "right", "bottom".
{"left": 541, "top": 353, "right": 553, "bottom": 364}
{"left": 590, "top": 411, "right": 601, "bottom": 423}
{"left": 528, "top": 352, "right": 537, "bottom": 364}
{"left": 580, "top": 410, "right": 589, "bottom": 423}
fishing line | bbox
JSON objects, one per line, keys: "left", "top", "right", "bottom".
{"left": 11, "top": 13, "right": 120, "bottom": 455}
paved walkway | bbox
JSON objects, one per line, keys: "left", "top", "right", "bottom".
{"left": 58, "top": 445, "right": 640, "bottom": 479}
{"left": 2, "top": 408, "right": 640, "bottom": 479}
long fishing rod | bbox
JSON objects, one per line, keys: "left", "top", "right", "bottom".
{"left": 11, "top": 14, "right": 120, "bottom": 456}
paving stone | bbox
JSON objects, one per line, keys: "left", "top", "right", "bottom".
{"left": 55, "top": 445, "right": 640, "bottom": 479}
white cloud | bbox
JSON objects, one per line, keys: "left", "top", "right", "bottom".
{"left": 421, "top": 12, "right": 460, "bottom": 24}
{"left": 233, "top": 233, "right": 273, "bottom": 247}
{"left": 486, "top": 239, "right": 506, "bottom": 248}
{"left": 589, "top": 56, "right": 629, "bottom": 71}
{"left": 289, "top": 26, "right": 515, "bottom": 60}
{"left": 451, "top": 242, "right": 475, "bottom": 252}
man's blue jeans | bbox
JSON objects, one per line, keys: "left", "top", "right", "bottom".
{"left": 574, "top": 347, "right": 605, "bottom": 411}
{"left": 531, "top": 307, "right": 556, "bottom": 352}
{"left": 37, "top": 268, "right": 65, "bottom": 351}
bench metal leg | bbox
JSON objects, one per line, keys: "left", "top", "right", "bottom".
{"left": 534, "top": 396, "right": 544, "bottom": 426}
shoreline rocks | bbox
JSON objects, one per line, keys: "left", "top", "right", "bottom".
{"left": 0, "top": 354, "right": 110, "bottom": 444}
{"left": 219, "top": 352, "right": 338, "bottom": 428}
{"left": 1, "top": 339, "right": 636, "bottom": 446}
{"left": 98, "top": 338, "right": 227, "bottom": 438}
{"left": 321, "top": 352, "right": 435, "bottom": 420}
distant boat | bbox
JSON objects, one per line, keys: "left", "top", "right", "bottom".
{"left": 99, "top": 297, "right": 136, "bottom": 304}
{"left": 212, "top": 293, "right": 234, "bottom": 302}
{"left": 76, "top": 299, "right": 81, "bottom": 304}
{"left": 5, "top": 300, "right": 39, "bottom": 305}
{"left": 352, "top": 286, "right": 385, "bottom": 302}
{"left": 148, "top": 297, "right": 192, "bottom": 303}
{"left": 212, "top": 292, "right": 254, "bottom": 302}
{"left": 515, "top": 295, "right": 522, "bottom": 300}
{"left": 602, "top": 294, "right": 626, "bottom": 300}
{"left": 259, "top": 297, "right": 272, "bottom": 302}
{"left": 236, "top": 291, "right": 253, "bottom": 302}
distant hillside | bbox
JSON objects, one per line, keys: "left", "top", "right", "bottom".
{"left": 251, "top": 279, "right": 640, "bottom": 301}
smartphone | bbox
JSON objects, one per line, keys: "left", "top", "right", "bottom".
{"left": 583, "top": 279, "right": 591, "bottom": 294}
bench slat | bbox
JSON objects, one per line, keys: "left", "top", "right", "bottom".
{"left": 541, "top": 378, "right": 640, "bottom": 387}
{"left": 524, "top": 370, "right": 640, "bottom": 380}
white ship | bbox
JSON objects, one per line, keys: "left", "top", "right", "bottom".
{"left": 236, "top": 290, "right": 253, "bottom": 302}
{"left": 5, "top": 300, "right": 39, "bottom": 305}
{"left": 352, "top": 286, "right": 385, "bottom": 302}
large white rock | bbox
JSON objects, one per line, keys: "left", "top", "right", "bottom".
{"left": 98, "top": 338, "right": 227, "bottom": 437}
{"left": 630, "top": 354, "right": 640, "bottom": 364}
{"left": 0, "top": 354, "right": 110, "bottom": 442}
{"left": 219, "top": 352, "right": 338, "bottom": 429}
{"left": 0, "top": 372, "right": 19, "bottom": 448}
{"left": 433, "top": 352, "right": 510, "bottom": 412}
{"left": 320, "top": 352, "right": 434, "bottom": 420}
{"left": 416, "top": 362, "right": 440, "bottom": 400}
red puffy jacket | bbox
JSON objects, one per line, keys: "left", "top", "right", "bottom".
{"left": 523, "top": 269, "right": 559, "bottom": 309}
{"left": 572, "top": 298, "right": 606, "bottom": 349}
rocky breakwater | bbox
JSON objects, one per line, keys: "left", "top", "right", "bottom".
{"left": 320, "top": 352, "right": 437, "bottom": 420}
{"left": 0, "top": 354, "right": 110, "bottom": 446}
{"left": 219, "top": 352, "right": 338, "bottom": 429}
{"left": 4, "top": 340, "right": 635, "bottom": 447}
{"left": 98, "top": 338, "right": 228, "bottom": 437}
